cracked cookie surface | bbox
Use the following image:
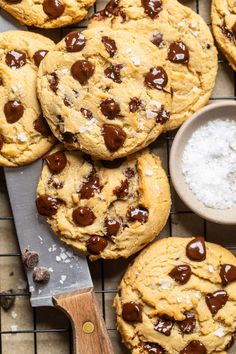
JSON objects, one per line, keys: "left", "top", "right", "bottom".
{"left": 0, "top": 31, "right": 54, "bottom": 167}
{"left": 114, "top": 237, "right": 236, "bottom": 353}
{"left": 212, "top": 0, "right": 236, "bottom": 71}
{"left": 37, "top": 28, "right": 172, "bottom": 160}
{"left": 89, "top": 0, "right": 218, "bottom": 131}
{"left": 36, "top": 146, "right": 171, "bottom": 260}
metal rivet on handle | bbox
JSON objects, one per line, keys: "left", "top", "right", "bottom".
{"left": 83, "top": 321, "right": 94, "bottom": 334}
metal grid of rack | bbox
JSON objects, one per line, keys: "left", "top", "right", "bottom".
{"left": 1, "top": 0, "right": 236, "bottom": 353}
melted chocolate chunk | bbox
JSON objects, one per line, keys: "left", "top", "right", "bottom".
{"left": 0, "top": 290, "right": 15, "bottom": 311}
{"left": 4, "top": 100, "right": 24, "bottom": 123}
{"left": 141, "top": 0, "right": 163, "bottom": 19}
{"left": 104, "top": 218, "right": 120, "bottom": 236}
{"left": 177, "top": 312, "right": 196, "bottom": 334}
{"left": 156, "top": 108, "right": 170, "bottom": 124}
{"left": 43, "top": 0, "right": 65, "bottom": 18}
{"left": 62, "top": 132, "right": 77, "bottom": 145}
{"left": 168, "top": 41, "right": 189, "bottom": 64}
{"left": 143, "top": 342, "right": 165, "bottom": 354}
{"left": 33, "top": 267, "right": 50, "bottom": 284}
{"left": 186, "top": 237, "right": 206, "bottom": 261}
{"left": 93, "top": 0, "right": 119, "bottom": 19}
{"left": 87, "top": 235, "right": 108, "bottom": 255}
{"left": 114, "top": 6, "right": 126, "bottom": 21}
{"left": 180, "top": 340, "right": 207, "bottom": 354}
{"left": 0, "top": 134, "right": 4, "bottom": 150}
{"left": 123, "top": 167, "right": 135, "bottom": 178}
{"left": 5, "top": 50, "right": 26, "bottom": 69}
{"left": 49, "top": 73, "right": 59, "bottom": 92}
{"left": 113, "top": 179, "right": 129, "bottom": 198}
{"left": 72, "top": 206, "right": 95, "bottom": 226}
{"left": 65, "top": 31, "right": 86, "bottom": 52}
{"left": 79, "top": 175, "right": 102, "bottom": 199}
{"left": 122, "top": 302, "right": 142, "bottom": 322}
{"left": 144, "top": 67, "right": 168, "bottom": 90}
{"left": 151, "top": 32, "right": 164, "bottom": 47}
{"left": 22, "top": 249, "right": 39, "bottom": 269}
{"left": 34, "top": 115, "right": 51, "bottom": 136}
{"left": 44, "top": 151, "right": 67, "bottom": 174}
{"left": 36, "top": 195, "right": 61, "bottom": 217}
{"left": 80, "top": 107, "right": 93, "bottom": 119}
{"left": 33, "top": 50, "right": 48, "bottom": 67}
{"left": 169, "top": 265, "right": 191, "bottom": 285}
{"left": 100, "top": 98, "right": 121, "bottom": 119}
{"left": 71, "top": 60, "right": 94, "bottom": 85}
{"left": 102, "top": 36, "right": 117, "bottom": 57}
{"left": 102, "top": 124, "right": 126, "bottom": 151}
{"left": 154, "top": 317, "right": 173, "bottom": 336}
{"left": 101, "top": 158, "right": 125, "bottom": 169}
{"left": 63, "top": 97, "right": 71, "bottom": 107}
{"left": 104, "top": 64, "right": 123, "bottom": 83}
{"left": 129, "top": 97, "right": 141, "bottom": 113}
{"left": 205, "top": 290, "right": 228, "bottom": 315}
{"left": 127, "top": 206, "right": 149, "bottom": 223}
{"left": 220, "top": 264, "right": 236, "bottom": 286}
{"left": 220, "top": 21, "right": 233, "bottom": 40}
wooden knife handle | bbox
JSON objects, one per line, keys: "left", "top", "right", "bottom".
{"left": 53, "top": 288, "right": 114, "bottom": 354}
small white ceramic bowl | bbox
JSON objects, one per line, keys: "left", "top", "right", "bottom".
{"left": 170, "top": 101, "right": 236, "bottom": 225}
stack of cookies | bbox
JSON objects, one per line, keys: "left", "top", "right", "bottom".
{"left": 0, "top": 0, "right": 236, "bottom": 352}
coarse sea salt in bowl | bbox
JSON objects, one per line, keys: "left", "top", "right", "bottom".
{"left": 170, "top": 101, "right": 236, "bottom": 225}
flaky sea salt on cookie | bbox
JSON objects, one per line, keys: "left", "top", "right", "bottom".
{"left": 36, "top": 147, "right": 171, "bottom": 260}
{"left": 114, "top": 237, "right": 236, "bottom": 353}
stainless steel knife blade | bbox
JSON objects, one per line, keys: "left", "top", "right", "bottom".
{"left": 4, "top": 161, "right": 93, "bottom": 307}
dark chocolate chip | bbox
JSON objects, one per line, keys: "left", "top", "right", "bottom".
{"left": 220, "top": 21, "right": 233, "bottom": 40}
{"left": 0, "top": 290, "right": 15, "bottom": 311}
{"left": 232, "top": 23, "right": 236, "bottom": 38}
{"left": 104, "top": 218, "right": 120, "bottom": 236}
{"left": 104, "top": 64, "right": 123, "bottom": 83}
{"left": 143, "top": 342, "right": 165, "bottom": 354}
{"left": 101, "top": 158, "right": 125, "bottom": 169}
{"left": 80, "top": 107, "right": 93, "bottom": 119}
{"left": 32, "top": 267, "right": 50, "bottom": 284}
{"left": 102, "top": 124, "right": 126, "bottom": 151}
{"left": 141, "top": 0, "right": 163, "bottom": 19}
{"left": 127, "top": 205, "right": 149, "bottom": 223}
{"left": 86, "top": 235, "right": 108, "bottom": 255}
{"left": 71, "top": 59, "right": 94, "bottom": 85}
{"left": 168, "top": 41, "right": 189, "bottom": 64}
{"left": 144, "top": 67, "right": 168, "bottom": 90}
{"left": 93, "top": 0, "right": 119, "bottom": 19}
{"left": 79, "top": 175, "right": 102, "bottom": 199}
{"left": 220, "top": 264, "right": 236, "bottom": 286}
{"left": 5, "top": 0, "right": 22, "bottom": 3}
{"left": 49, "top": 73, "right": 59, "bottom": 92}
{"left": 33, "top": 50, "right": 48, "bottom": 67}
{"left": 72, "top": 206, "right": 95, "bottom": 226}
{"left": 154, "top": 317, "right": 173, "bottom": 336}
{"left": 123, "top": 167, "right": 135, "bottom": 178}
{"left": 34, "top": 115, "right": 51, "bottom": 136}
{"left": 4, "top": 100, "right": 24, "bottom": 123}
{"left": 169, "top": 265, "right": 191, "bottom": 285}
{"left": 129, "top": 97, "right": 141, "bottom": 113}
{"left": 156, "top": 108, "right": 170, "bottom": 124}
{"left": 63, "top": 97, "right": 71, "bottom": 107}
{"left": 122, "top": 302, "right": 142, "bottom": 322}
{"left": 43, "top": 0, "right": 65, "bottom": 18}
{"left": 62, "top": 132, "right": 77, "bottom": 144}
{"left": 0, "top": 134, "right": 4, "bottom": 150}
{"left": 113, "top": 179, "right": 129, "bottom": 198}
{"left": 100, "top": 98, "right": 121, "bottom": 119}
{"left": 65, "top": 31, "right": 86, "bottom": 52}
{"left": 180, "top": 340, "right": 207, "bottom": 354}
{"left": 44, "top": 151, "right": 67, "bottom": 174}
{"left": 151, "top": 32, "right": 164, "bottom": 47}
{"left": 22, "top": 249, "right": 39, "bottom": 269}
{"left": 186, "top": 236, "right": 206, "bottom": 261}
{"left": 102, "top": 36, "right": 117, "bottom": 57}
{"left": 205, "top": 290, "right": 228, "bottom": 315}
{"left": 177, "top": 312, "right": 196, "bottom": 334}
{"left": 36, "top": 195, "right": 61, "bottom": 217}
{"left": 5, "top": 50, "right": 26, "bottom": 69}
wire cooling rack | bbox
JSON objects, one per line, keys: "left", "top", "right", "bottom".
{"left": 1, "top": 0, "right": 236, "bottom": 353}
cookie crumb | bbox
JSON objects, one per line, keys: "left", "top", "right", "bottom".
{"left": 33, "top": 267, "right": 50, "bottom": 284}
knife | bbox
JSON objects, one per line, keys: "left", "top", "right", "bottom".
{"left": 4, "top": 160, "right": 113, "bottom": 353}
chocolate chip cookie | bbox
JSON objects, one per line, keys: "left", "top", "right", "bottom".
{"left": 0, "top": 31, "right": 54, "bottom": 167}
{"left": 114, "top": 237, "right": 236, "bottom": 353}
{"left": 89, "top": 0, "right": 218, "bottom": 131}
{"left": 36, "top": 146, "right": 171, "bottom": 260}
{"left": 0, "top": 0, "right": 95, "bottom": 28}
{"left": 212, "top": 0, "right": 236, "bottom": 70}
{"left": 37, "top": 28, "right": 172, "bottom": 160}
